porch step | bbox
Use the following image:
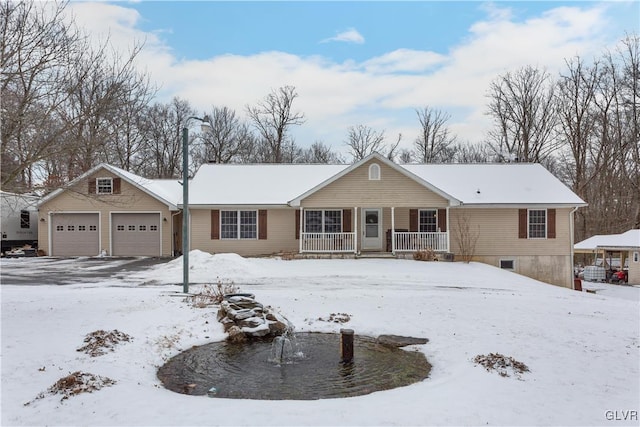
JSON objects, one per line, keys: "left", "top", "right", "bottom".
{"left": 356, "top": 252, "right": 397, "bottom": 259}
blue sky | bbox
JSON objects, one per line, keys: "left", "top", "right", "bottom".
{"left": 70, "top": 1, "right": 640, "bottom": 157}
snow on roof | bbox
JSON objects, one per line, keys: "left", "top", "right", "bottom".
{"left": 35, "top": 158, "right": 586, "bottom": 208}
{"left": 104, "top": 165, "right": 183, "bottom": 208}
{"left": 575, "top": 229, "right": 640, "bottom": 250}
{"left": 403, "top": 163, "right": 586, "bottom": 206}
{"left": 189, "top": 158, "right": 585, "bottom": 207}
{"left": 188, "top": 163, "right": 349, "bottom": 206}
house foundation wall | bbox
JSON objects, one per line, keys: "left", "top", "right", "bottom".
{"left": 469, "top": 255, "right": 573, "bottom": 288}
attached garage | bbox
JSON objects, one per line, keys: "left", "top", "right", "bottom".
{"left": 51, "top": 213, "right": 100, "bottom": 256}
{"left": 111, "top": 213, "right": 161, "bottom": 256}
{"left": 39, "top": 163, "right": 184, "bottom": 258}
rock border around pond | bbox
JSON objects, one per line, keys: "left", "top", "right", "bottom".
{"left": 217, "top": 294, "right": 291, "bottom": 342}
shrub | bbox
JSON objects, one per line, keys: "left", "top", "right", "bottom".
{"left": 413, "top": 248, "right": 437, "bottom": 261}
{"left": 186, "top": 279, "right": 239, "bottom": 308}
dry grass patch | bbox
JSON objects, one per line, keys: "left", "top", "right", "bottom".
{"left": 474, "top": 352, "right": 530, "bottom": 378}
{"left": 317, "top": 313, "right": 352, "bottom": 323}
{"left": 77, "top": 329, "right": 132, "bottom": 357}
{"left": 26, "top": 371, "right": 116, "bottom": 405}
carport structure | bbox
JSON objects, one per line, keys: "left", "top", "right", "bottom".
{"left": 574, "top": 229, "right": 640, "bottom": 285}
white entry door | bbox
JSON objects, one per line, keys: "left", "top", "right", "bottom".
{"left": 362, "top": 208, "right": 382, "bottom": 250}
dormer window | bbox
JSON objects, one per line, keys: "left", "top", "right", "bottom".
{"left": 96, "top": 178, "right": 113, "bottom": 194}
{"left": 368, "top": 163, "right": 381, "bottom": 180}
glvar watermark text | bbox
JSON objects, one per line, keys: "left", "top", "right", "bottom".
{"left": 605, "top": 410, "right": 638, "bottom": 421}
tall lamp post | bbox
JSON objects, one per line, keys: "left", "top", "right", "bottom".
{"left": 182, "top": 115, "right": 210, "bottom": 294}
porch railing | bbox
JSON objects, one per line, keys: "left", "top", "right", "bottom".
{"left": 301, "top": 232, "right": 355, "bottom": 253}
{"left": 393, "top": 231, "right": 449, "bottom": 252}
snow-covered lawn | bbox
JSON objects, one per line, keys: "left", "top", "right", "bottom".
{"left": 1, "top": 252, "right": 639, "bottom": 426}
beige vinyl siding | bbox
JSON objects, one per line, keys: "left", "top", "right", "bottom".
{"left": 449, "top": 207, "right": 572, "bottom": 256}
{"left": 190, "top": 208, "right": 298, "bottom": 256}
{"left": 301, "top": 159, "right": 448, "bottom": 208}
{"left": 449, "top": 207, "right": 574, "bottom": 288}
{"left": 39, "top": 168, "right": 175, "bottom": 257}
{"left": 629, "top": 250, "right": 640, "bottom": 285}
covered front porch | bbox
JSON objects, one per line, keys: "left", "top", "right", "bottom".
{"left": 297, "top": 207, "right": 450, "bottom": 255}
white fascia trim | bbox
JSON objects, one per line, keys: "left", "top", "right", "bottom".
{"left": 288, "top": 152, "right": 461, "bottom": 207}
{"left": 184, "top": 204, "right": 291, "bottom": 210}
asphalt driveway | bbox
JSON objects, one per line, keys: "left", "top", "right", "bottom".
{"left": 0, "top": 256, "right": 171, "bottom": 286}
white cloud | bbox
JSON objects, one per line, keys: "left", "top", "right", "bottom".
{"left": 68, "top": 3, "right": 624, "bottom": 154}
{"left": 361, "top": 49, "right": 448, "bottom": 74}
{"left": 320, "top": 28, "right": 365, "bottom": 44}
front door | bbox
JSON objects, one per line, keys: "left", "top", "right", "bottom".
{"left": 362, "top": 208, "right": 382, "bottom": 250}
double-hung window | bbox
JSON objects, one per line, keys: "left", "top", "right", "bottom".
{"left": 419, "top": 209, "right": 437, "bottom": 232}
{"left": 305, "top": 210, "right": 342, "bottom": 233}
{"left": 96, "top": 178, "right": 113, "bottom": 194}
{"left": 221, "top": 210, "right": 257, "bottom": 239}
{"left": 528, "top": 209, "right": 547, "bottom": 238}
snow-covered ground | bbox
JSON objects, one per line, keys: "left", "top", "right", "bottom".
{"left": 1, "top": 251, "right": 639, "bottom": 426}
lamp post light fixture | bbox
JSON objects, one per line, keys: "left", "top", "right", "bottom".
{"left": 182, "top": 115, "right": 211, "bottom": 294}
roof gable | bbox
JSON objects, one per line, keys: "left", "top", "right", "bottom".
{"left": 38, "top": 164, "right": 182, "bottom": 209}
{"left": 289, "top": 152, "right": 459, "bottom": 206}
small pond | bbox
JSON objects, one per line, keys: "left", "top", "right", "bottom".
{"left": 157, "top": 332, "right": 431, "bottom": 400}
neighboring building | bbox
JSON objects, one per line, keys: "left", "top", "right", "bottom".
{"left": 575, "top": 229, "right": 640, "bottom": 285}
{"left": 37, "top": 164, "right": 182, "bottom": 257}
{"left": 37, "top": 153, "right": 587, "bottom": 288}
{"left": 1, "top": 191, "right": 39, "bottom": 254}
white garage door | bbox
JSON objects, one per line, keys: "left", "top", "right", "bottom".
{"left": 112, "top": 213, "right": 161, "bottom": 256}
{"left": 51, "top": 213, "right": 100, "bottom": 256}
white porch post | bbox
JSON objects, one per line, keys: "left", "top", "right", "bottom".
{"left": 299, "top": 206, "right": 303, "bottom": 254}
{"left": 446, "top": 207, "right": 450, "bottom": 252}
{"left": 391, "top": 207, "right": 396, "bottom": 254}
{"left": 353, "top": 207, "right": 358, "bottom": 254}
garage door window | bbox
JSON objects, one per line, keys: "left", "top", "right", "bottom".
{"left": 67, "top": 225, "right": 75, "bottom": 231}
{"left": 56, "top": 225, "right": 64, "bottom": 231}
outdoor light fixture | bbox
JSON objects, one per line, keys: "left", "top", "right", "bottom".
{"left": 182, "top": 115, "right": 211, "bottom": 294}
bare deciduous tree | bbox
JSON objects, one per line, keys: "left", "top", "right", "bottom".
{"left": 451, "top": 142, "right": 492, "bottom": 163}
{"left": 453, "top": 211, "right": 480, "bottom": 263}
{"left": 486, "top": 65, "right": 558, "bottom": 162}
{"left": 193, "top": 106, "right": 253, "bottom": 165}
{"left": 414, "top": 107, "right": 457, "bottom": 162}
{"left": 1, "top": 0, "right": 154, "bottom": 191}
{"left": 138, "top": 97, "right": 198, "bottom": 179}
{"left": 345, "top": 124, "right": 385, "bottom": 161}
{"left": 246, "top": 85, "right": 305, "bottom": 163}
{"left": 299, "top": 141, "right": 344, "bottom": 163}
{"left": 1, "top": 0, "right": 79, "bottom": 190}
{"left": 398, "top": 148, "right": 413, "bottom": 164}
